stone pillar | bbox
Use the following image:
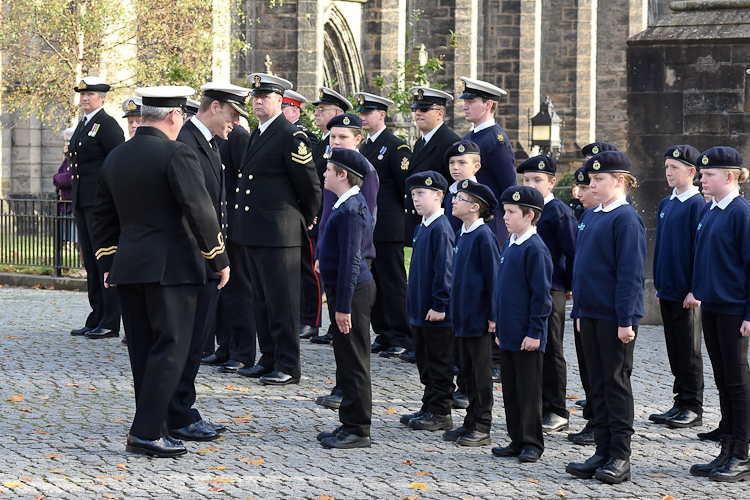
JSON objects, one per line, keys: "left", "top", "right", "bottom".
{"left": 516, "top": 0, "right": 542, "bottom": 154}
{"left": 213, "top": 0, "right": 232, "bottom": 81}
{"left": 450, "top": 0, "right": 480, "bottom": 132}
{"left": 362, "top": 0, "right": 407, "bottom": 92}
{"left": 575, "top": 0, "right": 597, "bottom": 149}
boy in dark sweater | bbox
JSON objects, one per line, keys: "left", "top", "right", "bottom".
{"left": 316, "top": 148, "right": 376, "bottom": 450}
{"left": 492, "top": 186, "right": 553, "bottom": 463}
{"left": 517, "top": 155, "right": 577, "bottom": 435}
{"left": 443, "top": 179, "right": 501, "bottom": 447}
{"left": 400, "top": 171, "right": 455, "bottom": 431}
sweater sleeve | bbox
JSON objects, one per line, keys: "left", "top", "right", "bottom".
{"left": 688, "top": 198, "right": 703, "bottom": 294}
{"left": 481, "top": 234, "right": 502, "bottom": 321}
{"left": 526, "top": 247, "right": 553, "bottom": 339}
{"left": 740, "top": 213, "right": 750, "bottom": 322}
{"left": 335, "top": 210, "right": 365, "bottom": 314}
{"left": 614, "top": 219, "right": 647, "bottom": 327}
{"left": 653, "top": 198, "right": 665, "bottom": 294}
{"left": 430, "top": 227, "right": 455, "bottom": 312}
{"left": 558, "top": 207, "right": 578, "bottom": 291}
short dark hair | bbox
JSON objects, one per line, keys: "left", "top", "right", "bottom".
{"left": 519, "top": 205, "right": 542, "bottom": 226}
{"left": 333, "top": 164, "right": 364, "bottom": 188}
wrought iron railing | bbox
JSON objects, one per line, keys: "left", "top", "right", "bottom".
{"left": 0, "top": 197, "right": 83, "bottom": 277}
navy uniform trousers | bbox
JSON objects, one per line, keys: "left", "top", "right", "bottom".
{"left": 543, "top": 289, "right": 570, "bottom": 419}
{"left": 660, "top": 299, "right": 704, "bottom": 412}
{"left": 413, "top": 325, "right": 455, "bottom": 415}
{"left": 458, "top": 331, "right": 494, "bottom": 434}
{"left": 499, "top": 349, "right": 544, "bottom": 454}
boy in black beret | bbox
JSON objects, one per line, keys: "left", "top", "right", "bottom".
{"left": 399, "top": 171, "right": 456, "bottom": 432}
{"left": 492, "top": 185, "right": 552, "bottom": 463}
{"left": 316, "top": 148, "right": 376, "bottom": 449}
{"left": 581, "top": 142, "right": 618, "bottom": 159}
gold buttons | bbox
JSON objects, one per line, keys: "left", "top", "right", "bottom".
{"left": 404, "top": 209, "right": 408, "bottom": 213}
{"left": 412, "top": 210, "right": 415, "bottom": 214}
{"left": 245, "top": 206, "right": 249, "bottom": 211}
{"left": 235, "top": 204, "right": 238, "bottom": 209}
{"left": 246, "top": 189, "right": 250, "bottom": 194}
{"left": 236, "top": 188, "right": 239, "bottom": 193}
{"left": 248, "top": 175, "right": 253, "bottom": 180}
{"left": 238, "top": 173, "right": 242, "bottom": 178}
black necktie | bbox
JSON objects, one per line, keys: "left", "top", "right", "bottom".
{"left": 413, "top": 137, "right": 425, "bottom": 158}
{"left": 209, "top": 138, "right": 217, "bottom": 151}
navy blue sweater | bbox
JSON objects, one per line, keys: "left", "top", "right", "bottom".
{"left": 495, "top": 232, "right": 553, "bottom": 352}
{"left": 451, "top": 222, "right": 501, "bottom": 337}
{"left": 693, "top": 195, "right": 750, "bottom": 320}
{"left": 318, "top": 192, "right": 374, "bottom": 314}
{"left": 407, "top": 213, "right": 455, "bottom": 328}
{"left": 571, "top": 203, "right": 646, "bottom": 327}
{"left": 536, "top": 197, "right": 577, "bottom": 291}
{"left": 653, "top": 192, "right": 705, "bottom": 302}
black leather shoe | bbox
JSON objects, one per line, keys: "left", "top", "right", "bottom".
{"left": 456, "top": 430, "right": 491, "bottom": 447}
{"left": 70, "top": 326, "right": 92, "bottom": 336}
{"left": 218, "top": 360, "right": 245, "bottom": 373}
{"left": 492, "top": 445, "right": 520, "bottom": 457}
{"left": 371, "top": 341, "right": 388, "bottom": 353}
{"left": 519, "top": 448, "right": 541, "bottom": 463}
{"left": 408, "top": 413, "right": 453, "bottom": 431}
{"left": 320, "top": 431, "right": 371, "bottom": 449}
{"left": 310, "top": 332, "right": 333, "bottom": 344}
{"left": 399, "top": 409, "right": 424, "bottom": 425}
{"left": 199, "top": 419, "right": 226, "bottom": 434}
{"left": 698, "top": 426, "right": 723, "bottom": 441}
{"left": 84, "top": 327, "right": 118, "bottom": 339}
{"left": 399, "top": 351, "right": 417, "bottom": 363}
{"left": 492, "top": 368, "right": 501, "bottom": 383}
{"left": 691, "top": 435, "right": 733, "bottom": 477}
{"left": 542, "top": 413, "right": 569, "bottom": 433}
{"left": 443, "top": 426, "right": 470, "bottom": 442}
{"left": 569, "top": 430, "right": 595, "bottom": 446}
{"left": 667, "top": 408, "right": 703, "bottom": 429}
{"left": 566, "top": 454, "right": 608, "bottom": 479}
{"left": 126, "top": 434, "right": 186, "bottom": 458}
{"left": 649, "top": 406, "right": 680, "bottom": 424}
{"left": 259, "top": 371, "right": 300, "bottom": 385}
{"left": 316, "top": 426, "right": 342, "bottom": 442}
{"left": 575, "top": 399, "right": 586, "bottom": 407}
{"left": 237, "top": 364, "right": 273, "bottom": 378}
{"left": 300, "top": 324, "right": 320, "bottom": 339}
{"left": 595, "top": 458, "right": 631, "bottom": 484}
{"left": 379, "top": 346, "right": 407, "bottom": 358}
{"left": 169, "top": 421, "right": 218, "bottom": 441}
{"left": 315, "top": 394, "right": 342, "bottom": 409}
{"left": 452, "top": 392, "right": 469, "bottom": 409}
{"left": 201, "top": 354, "right": 227, "bottom": 366}
{"left": 708, "top": 439, "right": 750, "bottom": 482}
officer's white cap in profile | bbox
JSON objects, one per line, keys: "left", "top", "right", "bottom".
{"left": 246, "top": 73, "right": 292, "bottom": 96}
{"left": 200, "top": 82, "right": 250, "bottom": 118}
{"left": 458, "top": 77, "right": 507, "bottom": 100}
{"left": 74, "top": 76, "right": 111, "bottom": 93}
{"left": 312, "top": 87, "right": 353, "bottom": 111}
{"left": 408, "top": 87, "right": 453, "bottom": 110}
{"left": 135, "top": 86, "right": 195, "bottom": 108}
{"left": 283, "top": 90, "right": 308, "bottom": 109}
{"left": 354, "top": 92, "right": 394, "bottom": 113}
{"left": 121, "top": 97, "right": 142, "bottom": 118}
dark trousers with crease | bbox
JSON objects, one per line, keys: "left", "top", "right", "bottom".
{"left": 660, "top": 299, "right": 704, "bottom": 412}
{"left": 371, "top": 241, "right": 413, "bottom": 350}
{"left": 573, "top": 319, "right": 594, "bottom": 422}
{"left": 499, "top": 348, "right": 544, "bottom": 454}
{"left": 300, "top": 235, "right": 322, "bottom": 328}
{"left": 543, "top": 290, "right": 569, "bottom": 419}
{"left": 327, "top": 280, "right": 376, "bottom": 437}
{"left": 458, "top": 332, "right": 494, "bottom": 433}
{"left": 413, "top": 325, "right": 455, "bottom": 415}
{"left": 118, "top": 283, "right": 195, "bottom": 440}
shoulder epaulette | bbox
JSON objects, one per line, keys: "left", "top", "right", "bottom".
{"left": 293, "top": 131, "right": 307, "bottom": 138}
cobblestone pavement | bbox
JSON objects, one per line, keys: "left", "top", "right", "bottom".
{"left": 0, "top": 286, "right": 747, "bottom": 499}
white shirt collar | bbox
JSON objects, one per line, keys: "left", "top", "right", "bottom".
{"left": 594, "top": 195, "right": 629, "bottom": 213}
{"left": 367, "top": 126, "right": 387, "bottom": 143}
{"left": 258, "top": 111, "right": 282, "bottom": 134}
{"left": 83, "top": 107, "right": 103, "bottom": 123}
{"left": 422, "top": 208, "right": 445, "bottom": 227}
{"left": 322, "top": 131, "right": 330, "bottom": 140}
{"left": 471, "top": 118, "right": 496, "bottom": 134}
{"left": 510, "top": 226, "right": 537, "bottom": 246}
{"left": 460, "top": 218, "right": 485, "bottom": 234}
{"left": 333, "top": 185, "right": 361, "bottom": 209}
{"left": 422, "top": 122, "right": 444, "bottom": 144}
{"left": 449, "top": 176, "right": 478, "bottom": 194}
{"left": 190, "top": 116, "right": 213, "bottom": 143}
{"left": 543, "top": 193, "right": 555, "bottom": 205}
{"left": 670, "top": 186, "right": 701, "bottom": 202}
{"left": 711, "top": 188, "right": 740, "bottom": 210}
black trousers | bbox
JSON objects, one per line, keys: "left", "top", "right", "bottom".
{"left": 660, "top": 299, "right": 704, "bottom": 411}
{"left": 580, "top": 317, "right": 636, "bottom": 460}
{"left": 458, "top": 332, "right": 494, "bottom": 433}
{"left": 413, "top": 325, "right": 455, "bottom": 415}
{"left": 702, "top": 311, "right": 750, "bottom": 442}
{"left": 168, "top": 280, "right": 221, "bottom": 429}
{"left": 214, "top": 241, "right": 256, "bottom": 365}
{"left": 300, "top": 235, "right": 322, "bottom": 327}
{"left": 246, "top": 245, "right": 301, "bottom": 378}
{"left": 327, "top": 280, "right": 376, "bottom": 437}
{"left": 371, "top": 241, "right": 413, "bottom": 350}
{"left": 543, "top": 290, "right": 569, "bottom": 419}
{"left": 499, "top": 349, "right": 544, "bottom": 454}
{"left": 118, "top": 283, "right": 196, "bottom": 440}
{"left": 573, "top": 319, "right": 594, "bottom": 422}
{"left": 74, "top": 207, "right": 120, "bottom": 332}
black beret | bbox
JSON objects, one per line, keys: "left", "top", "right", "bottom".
{"left": 698, "top": 146, "right": 744, "bottom": 169}
{"left": 327, "top": 148, "right": 369, "bottom": 179}
{"left": 455, "top": 179, "right": 498, "bottom": 214}
{"left": 584, "top": 151, "right": 632, "bottom": 174}
{"left": 327, "top": 113, "right": 362, "bottom": 130}
{"left": 444, "top": 140, "right": 481, "bottom": 165}
{"left": 517, "top": 155, "right": 557, "bottom": 175}
{"left": 500, "top": 185, "right": 544, "bottom": 211}
{"left": 581, "top": 142, "right": 618, "bottom": 157}
{"left": 406, "top": 171, "right": 449, "bottom": 193}
{"left": 573, "top": 166, "right": 590, "bottom": 185}
{"left": 665, "top": 145, "right": 701, "bottom": 168}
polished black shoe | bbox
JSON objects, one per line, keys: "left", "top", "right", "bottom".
{"left": 575, "top": 399, "right": 586, "bottom": 407}
{"left": 666, "top": 408, "right": 703, "bottom": 429}
{"left": 408, "top": 413, "right": 453, "bottom": 431}
{"left": 519, "top": 448, "right": 541, "bottom": 463}
{"left": 201, "top": 354, "right": 227, "bottom": 366}
{"left": 259, "top": 371, "right": 300, "bottom": 385}
{"left": 492, "top": 368, "right": 501, "bottom": 383}
{"left": 371, "top": 341, "right": 388, "bottom": 353}
{"left": 310, "top": 332, "right": 333, "bottom": 344}
{"left": 456, "top": 430, "right": 491, "bottom": 447}
{"left": 237, "top": 364, "right": 273, "bottom": 378}
{"left": 320, "top": 431, "right": 371, "bottom": 449}
{"left": 399, "top": 351, "right": 417, "bottom": 363}
{"left": 84, "top": 327, "right": 118, "bottom": 339}
{"left": 452, "top": 391, "right": 469, "bottom": 410}
{"left": 569, "top": 430, "right": 595, "bottom": 446}
{"left": 649, "top": 406, "right": 680, "bottom": 424}
{"left": 70, "top": 326, "right": 92, "bottom": 336}
{"left": 316, "top": 426, "right": 342, "bottom": 442}
{"left": 169, "top": 421, "right": 218, "bottom": 441}
{"left": 698, "top": 426, "right": 723, "bottom": 441}
{"left": 199, "top": 419, "right": 226, "bottom": 434}
{"left": 379, "top": 346, "right": 407, "bottom": 358}
{"left": 315, "top": 394, "right": 342, "bottom": 409}
{"left": 542, "top": 413, "right": 569, "bottom": 433}
{"left": 566, "top": 454, "right": 608, "bottom": 479}
{"left": 400, "top": 409, "right": 425, "bottom": 425}
{"left": 300, "top": 324, "right": 320, "bottom": 339}
{"left": 595, "top": 458, "right": 631, "bottom": 484}
{"left": 126, "top": 434, "right": 186, "bottom": 458}
{"left": 443, "top": 426, "right": 470, "bottom": 442}
{"left": 218, "top": 360, "right": 245, "bottom": 373}
{"left": 691, "top": 435, "right": 733, "bottom": 477}
{"left": 492, "top": 445, "right": 520, "bottom": 457}
{"left": 709, "top": 439, "right": 750, "bottom": 482}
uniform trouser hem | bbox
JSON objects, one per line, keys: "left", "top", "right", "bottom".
{"left": 660, "top": 298, "right": 704, "bottom": 411}
{"left": 458, "top": 333, "right": 494, "bottom": 433}
{"left": 413, "top": 325, "right": 455, "bottom": 415}
{"left": 543, "top": 289, "right": 569, "bottom": 419}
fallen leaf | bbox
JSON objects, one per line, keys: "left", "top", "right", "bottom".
{"left": 111, "top": 418, "right": 122, "bottom": 422}
{"left": 410, "top": 482, "right": 428, "bottom": 490}
{"left": 197, "top": 449, "right": 213, "bottom": 454}
{"left": 115, "top": 464, "right": 126, "bottom": 471}
{"left": 416, "top": 471, "right": 428, "bottom": 476}
{"left": 111, "top": 475, "right": 127, "bottom": 480}
{"left": 527, "top": 478, "right": 539, "bottom": 483}
{"left": 274, "top": 428, "right": 289, "bottom": 433}
{"left": 49, "top": 470, "right": 64, "bottom": 474}
{"left": 235, "top": 418, "right": 251, "bottom": 424}
{"left": 46, "top": 424, "right": 56, "bottom": 427}
{"left": 95, "top": 476, "right": 107, "bottom": 479}
{"left": 319, "top": 496, "right": 335, "bottom": 500}
{"left": 558, "top": 491, "right": 568, "bottom": 497}
{"left": 43, "top": 453, "right": 59, "bottom": 458}
{"left": 565, "top": 394, "right": 579, "bottom": 400}
{"left": 215, "top": 419, "right": 230, "bottom": 423}
{"left": 38, "top": 396, "right": 49, "bottom": 400}
{"left": 403, "top": 460, "right": 414, "bottom": 465}
{"left": 651, "top": 473, "right": 668, "bottom": 478}
{"left": 87, "top": 386, "right": 97, "bottom": 391}
{"left": 461, "top": 498, "right": 477, "bottom": 500}
{"left": 249, "top": 458, "right": 264, "bottom": 465}
{"left": 35, "top": 495, "right": 46, "bottom": 499}
{"left": 208, "top": 466, "right": 226, "bottom": 471}
{"left": 569, "top": 408, "right": 576, "bottom": 413}
{"left": 65, "top": 383, "right": 78, "bottom": 387}
{"left": 424, "top": 450, "right": 439, "bottom": 453}
{"left": 4, "top": 480, "right": 25, "bottom": 487}
{"left": 497, "top": 386, "right": 502, "bottom": 391}
{"left": 19, "top": 478, "right": 33, "bottom": 482}
{"left": 325, "top": 381, "right": 333, "bottom": 384}
{"left": 103, "top": 495, "right": 117, "bottom": 499}
{"left": 238, "top": 432, "right": 264, "bottom": 437}
{"left": 311, "top": 388, "right": 319, "bottom": 392}
{"left": 683, "top": 451, "right": 691, "bottom": 455}
{"left": 6, "top": 395, "right": 24, "bottom": 402}
{"left": 33, "top": 430, "right": 50, "bottom": 435}
{"left": 4, "top": 335, "right": 17, "bottom": 338}
{"left": 238, "top": 388, "right": 249, "bottom": 392}
{"left": 662, "top": 496, "right": 675, "bottom": 500}
{"left": 84, "top": 439, "right": 96, "bottom": 443}
{"left": 207, "top": 478, "right": 234, "bottom": 484}
{"left": 225, "top": 385, "right": 236, "bottom": 390}
{"left": 216, "top": 437, "right": 226, "bottom": 441}
{"left": 19, "top": 408, "right": 32, "bottom": 412}
{"left": 405, "top": 496, "right": 420, "bottom": 500}
{"left": 210, "top": 487, "right": 224, "bottom": 492}
{"left": 93, "top": 482, "right": 105, "bottom": 485}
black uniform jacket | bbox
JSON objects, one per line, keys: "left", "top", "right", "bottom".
{"left": 92, "top": 126, "right": 229, "bottom": 285}
{"left": 217, "top": 126, "right": 250, "bottom": 241}
{"left": 294, "top": 120, "right": 320, "bottom": 151}
{"left": 309, "top": 134, "right": 330, "bottom": 239}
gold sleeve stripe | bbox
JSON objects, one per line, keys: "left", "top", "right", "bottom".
{"left": 293, "top": 131, "right": 307, "bottom": 138}
{"left": 291, "top": 154, "right": 313, "bottom": 164}
{"left": 95, "top": 246, "right": 117, "bottom": 259}
{"left": 398, "top": 144, "right": 410, "bottom": 150}
{"left": 201, "top": 233, "right": 226, "bottom": 260}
